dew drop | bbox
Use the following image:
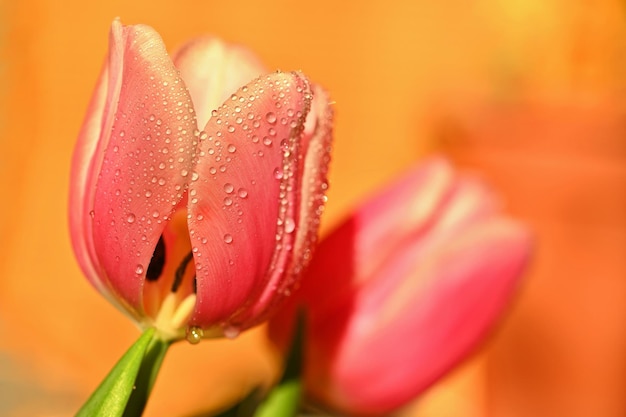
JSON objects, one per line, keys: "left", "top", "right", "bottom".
{"left": 265, "top": 112, "right": 277, "bottom": 124}
{"left": 223, "top": 325, "right": 240, "bottom": 339}
{"left": 238, "top": 188, "right": 248, "bottom": 198}
{"left": 181, "top": 169, "right": 189, "bottom": 177}
{"left": 224, "top": 234, "right": 233, "bottom": 244}
{"left": 224, "top": 183, "right": 234, "bottom": 194}
{"left": 135, "top": 264, "right": 144, "bottom": 275}
{"left": 284, "top": 217, "right": 295, "bottom": 233}
{"left": 89, "top": 210, "right": 95, "bottom": 219}
{"left": 227, "top": 144, "right": 236, "bottom": 153}
{"left": 224, "top": 197, "right": 233, "bottom": 206}
{"left": 127, "top": 213, "right": 136, "bottom": 223}
{"left": 186, "top": 326, "right": 203, "bottom": 344}
{"left": 273, "top": 168, "right": 284, "bottom": 180}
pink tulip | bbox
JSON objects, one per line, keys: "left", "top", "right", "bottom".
{"left": 69, "top": 19, "right": 332, "bottom": 342}
{"left": 269, "top": 158, "right": 531, "bottom": 416}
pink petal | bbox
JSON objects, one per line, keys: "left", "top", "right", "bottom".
{"left": 187, "top": 72, "right": 317, "bottom": 331}
{"left": 172, "top": 36, "right": 266, "bottom": 128}
{"left": 235, "top": 83, "right": 334, "bottom": 326}
{"left": 325, "top": 219, "right": 530, "bottom": 414}
{"left": 87, "top": 20, "right": 197, "bottom": 313}
{"left": 69, "top": 57, "right": 113, "bottom": 300}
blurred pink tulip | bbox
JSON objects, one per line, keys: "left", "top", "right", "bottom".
{"left": 269, "top": 158, "right": 531, "bottom": 416}
{"left": 69, "top": 19, "right": 332, "bottom": 342}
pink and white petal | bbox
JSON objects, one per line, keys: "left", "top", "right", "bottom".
{"left": 324, "top": 219, "right": 531, "bottom": 415}
{"left": 237, "top": 83, "right": 334, "bottom": 326}
{"left": 172, "top": 37, "right": 266, "bottom": 128}
{"left": 187, "top": 72, "right": 313, "bottom": 331}
{"left": 91, "top": 21, "right": 198, "bottom": 313}
{"left": 69, "top": 58, "right": 113, "bottom": 298}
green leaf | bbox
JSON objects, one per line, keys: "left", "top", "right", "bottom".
{"left": 75, "top": 328, "right": 166, "bottom": 417}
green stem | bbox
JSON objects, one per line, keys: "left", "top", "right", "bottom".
{"left": 123, "top": 334, "right": 171, "bottom": 417}
{"left": 253, "top": 312, "right": 306, "bottom": 417}
{"left": 75, "top": 328, "right": 170, "bottom": 417}
{"left": 253, "top": 380, "right": 302, "bottom": 417}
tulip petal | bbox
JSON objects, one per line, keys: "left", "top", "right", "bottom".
{"left": 237, "top": 84, "right": 333, "bottom": 325}
{"left": 86, "top": 20, "right": 198, "bottom": 313}
{"left": 327, "top": 219, "right": 530, "bottom": 414}
{"left": 69, "top": 55, "right": 115, "bottom": 301}
{"left": 187, "top": 72, "right": 315, "bottom": 331}
{"left": 172, "top": 37, "right": 266, "bottom": 128}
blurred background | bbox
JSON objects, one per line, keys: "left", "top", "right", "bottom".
{"left": 1, "top": 0, "right": 625, "bottom": 416}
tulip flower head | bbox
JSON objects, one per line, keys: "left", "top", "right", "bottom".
{"left": 69, "top": 19, "right": 332, "bottom": 343}
{"left": 270, "top": 158, "right": 531, "bottom": 416}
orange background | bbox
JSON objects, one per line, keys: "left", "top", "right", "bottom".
{"left": 1, "top": 1, "right": 625, "bottom": 416}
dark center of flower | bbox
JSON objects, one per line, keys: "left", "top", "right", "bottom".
{"left": 142, "top": 209, "right": 201, "bottom": 342}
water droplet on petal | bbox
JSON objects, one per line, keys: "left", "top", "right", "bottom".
{"left": 273, "top": 168, "right": 283, "bottom": 179}
{"left": 186, "top": 326, "right": 203, "bottom": 344}
{"left": 127, "top": 213, "right": 136, "bottom": 223}
{"left": 223, "top": 325, "right": 240, "bottom": 339}
{"left": 238, "top": 188, "right": 248, "bottom": 198}
{"left": 224, "top": 183, "right": 234, "bottom": 193}
{"left": 224, "top": 234, "right": 233, "bottom": 244}
{"left": 135, "top": 264, "right": 144, "bottom": 275}
{"left": 265, "top": 112, "right": 277, "bottom": 124}
{"left": 227, "top": 144, "right": 236, "bottom": 153}
{"left": 284, "top": 217, "right": 295, "bottom": 233}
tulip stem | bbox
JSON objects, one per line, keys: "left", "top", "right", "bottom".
{"left": 122, "top": 332, "right": 171, "bottom": 417}
{"left": 74, "top": 328, "right": 170, "bottom": 417}
{"left": 253, "top": 312, "right": 306, "bottom": 417}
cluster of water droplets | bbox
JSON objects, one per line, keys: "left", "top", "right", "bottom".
{"left": 263, "top": 84, "right": 333, "bottom": 305}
